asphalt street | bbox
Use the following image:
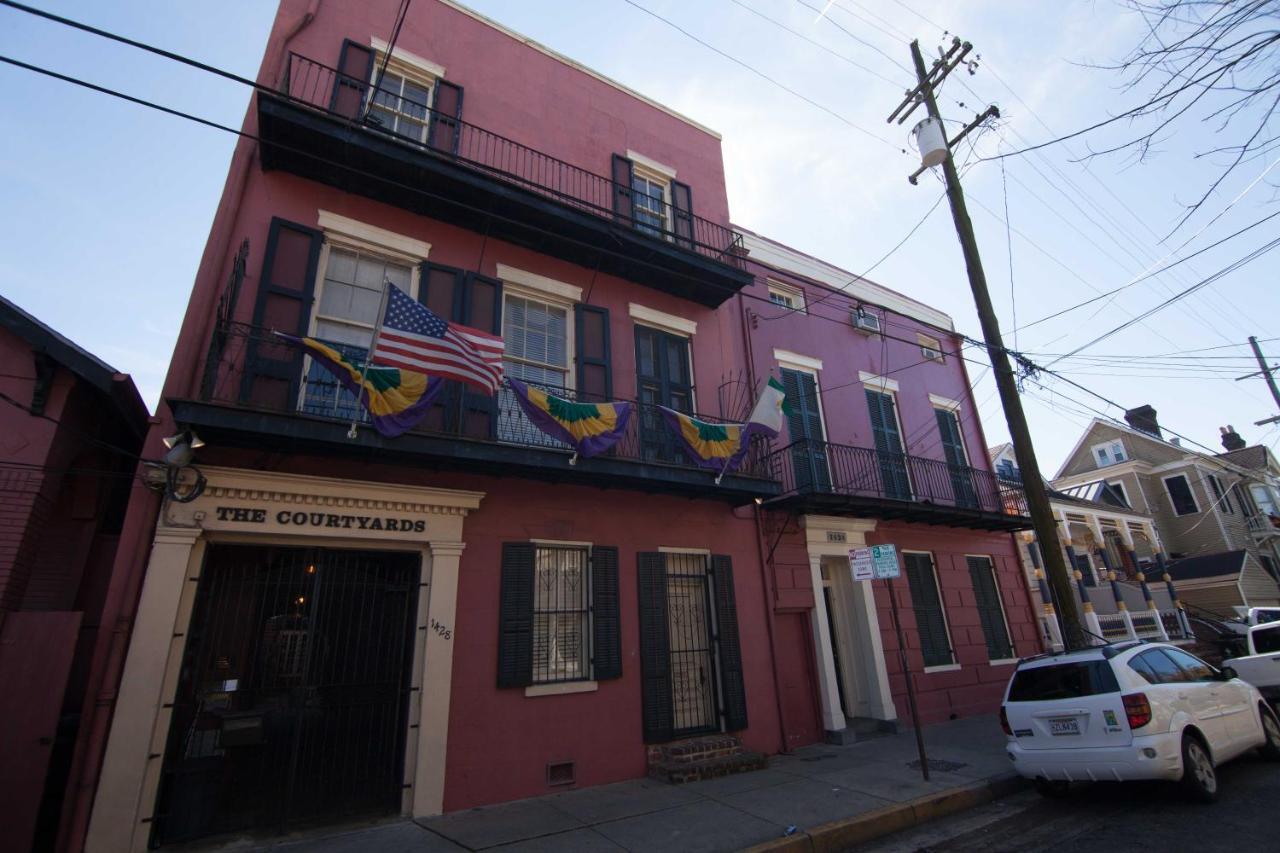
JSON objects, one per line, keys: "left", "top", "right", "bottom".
{"left": 860, "top": 753, "right": 1280, "bottom": 852}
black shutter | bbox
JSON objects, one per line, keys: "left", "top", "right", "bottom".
{"left": 781, "top": 368, "right": 830, "bottom": 491}
{"left": 428, "top": 80, "right": 464, "bottom": 154}
{"left": 903, "top": 552, "right": 952, "bottom": 668}
{"left": 711, "top": 555, "right": 748, "bottom": 732}
{"left": 868, "top": 389, "right": 910, "bottom": 500}
{"left": 671, "top": 180, "right": 693, "bottom": 247}
{"left": 612, "top": 154, "right": 634, "bottom": 222}
{"left": 458, "top": 272, "right": 502, "bottom": 439}
{"left": 637, "top": 551, "right": 673, "bottom": 743}
{"left": 239, "top": 217, "right": 322, "bottom": 409}
{"left": 591, "top": 546, "right": 622, "bottom": 680}
{"left": 497, "top": 542, "right": 535, "bottom": 688}
{"left": 574, "top": 304, "right": 612, "bottom": 401}
{"left": 417, "top": 263, "right": 465, "bottom": 433}
{"left": 966, "top": 556, "right": 1013, "bottom": 660}
{"left": 330, "top": 39, "right": 375, "bottom": 118}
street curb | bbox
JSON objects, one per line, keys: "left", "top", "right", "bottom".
{"left": 741, "top": 773, "right": 1028, "bottom": 853}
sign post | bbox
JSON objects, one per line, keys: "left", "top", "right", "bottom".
{"left": 852, "top": 544, "right": 929, "bottom": 781}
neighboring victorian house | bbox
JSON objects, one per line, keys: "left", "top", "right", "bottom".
{"left": 989, "top": 444, "right": 1186, "bottom": 651}
{"left": 1052, "top": 407, "right": 1280, "bottom": 618}
{"left": 737, "top": 227, "right": 1038, "bottom": 743}
{"left": 0, "top": 295, "right": 148, "bottom": 853}
{"left": 80, "top": 1, "right": 1037, "bottom": 850}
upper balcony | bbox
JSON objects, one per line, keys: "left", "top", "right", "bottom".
{"left": 175, "top": 323, "right": 779, "bottom": 503}
{"left": 766, "top": 438, "right": 1032, "bottom": 531}
{"left": 255, "top": 53, "right": 751, "bottom": 307}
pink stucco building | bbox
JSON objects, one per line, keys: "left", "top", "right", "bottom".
{"left": 77, "top": 2, "right": 1036, "bottom": 850}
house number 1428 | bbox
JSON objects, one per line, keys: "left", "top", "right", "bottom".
{"left": 431, "top": 619, "right": 453, "bottom": 640}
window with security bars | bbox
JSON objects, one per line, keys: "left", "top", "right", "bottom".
{"left": 966, "top": 556, "right": 1014, "bottom": 661}
{"left": 532, "top": 545, "right": 590, "bottom": 683}
{"left": 903, "top": 552, "right": 953, "bottom": 668}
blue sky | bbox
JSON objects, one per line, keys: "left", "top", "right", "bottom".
{"left": 2, "top": 0, "right": 1277, "bottom": 471}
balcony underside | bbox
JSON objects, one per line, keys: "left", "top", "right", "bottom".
{"left": 766, "top": 489, "right": 1033, "bottom": 532}
{"left": 256, "top": 94, "right": 751, "bottom": 308}
{"left": 170, "top": 399, "right": 779, "bottom": 504}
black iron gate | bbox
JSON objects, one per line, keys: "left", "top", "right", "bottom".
{"left": 664, "top": 553, "right": 719, "bottom": 735}
{"left": 152, "top": 545, "right": 420, "bottom": 845}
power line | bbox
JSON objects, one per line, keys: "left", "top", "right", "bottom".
{"left": 620, "top": 0, "right": 906, "bottom": 151}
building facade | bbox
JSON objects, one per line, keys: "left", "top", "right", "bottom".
{"left": 0, "top": 296, "right": 148, "bottom": 853}
{"left": 1052, "top": 410, "right": 1280, "bottom": 616}
{"left": 81, "top": 2, "right": 1035, "bottom": 850}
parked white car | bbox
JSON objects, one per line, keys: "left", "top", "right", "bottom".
{"left": 1001, "top": 641, "right": 1280, "bottom": 801}
{"left": 1222, "top": 621, "right": 1280, "bottom": 704}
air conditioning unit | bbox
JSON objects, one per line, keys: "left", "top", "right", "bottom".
{"left": 922, "top": 343, "right": 943, "bottom": 361}
{"left": 852, "top": 308, "right": 881, "bottom": 335}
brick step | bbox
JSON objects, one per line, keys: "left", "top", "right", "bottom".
{"left": 648, "top": 750, "right": 768, "bottom": 784}
{"left": 658, "top": 734, "right": 744, "bottom": 765}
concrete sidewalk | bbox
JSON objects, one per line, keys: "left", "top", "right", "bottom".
{"left": 266, "top": 715, "right": 1017, "bottom": 853}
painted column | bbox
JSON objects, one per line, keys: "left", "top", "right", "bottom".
{"left": 87, "top": 526, "right": 204, "bottom": 853}
{"left": 1157, "top": 553, "right": 1193, "bottom": 639}
{"left": 1076, "top": 569, "right": 1104, "bottom": 644}
{"left": 1136, "top": 571, "right": 1169, "bottom": 640}
{"left": 413, "top": 540, "right": 465, "bottom": 818}
{"left": 807, "top": 555, "right": 847, "bottom": 736}
{"left": 1108, "top": 570, "right": 1137, "bottom": 639}
{"left": 1034, "top": 568, "right": 1064, "bottom": 651}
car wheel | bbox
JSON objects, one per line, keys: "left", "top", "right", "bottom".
{"left": 1034, "top": 778, "right": 1070, "bottom": 798}
{"left": 1181, "top": 734, "right": 1218, "bottom": 803}
{"left": 1258, "top": 706, "right": 1280, "bottom": 761}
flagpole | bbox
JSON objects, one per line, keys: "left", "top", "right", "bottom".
{"left": 349, "top": 275, "right": 393, "bottom": 439}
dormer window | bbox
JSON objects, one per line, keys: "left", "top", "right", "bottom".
{"left": 1092, "top": 440, "right": 1126, "bottom": 467}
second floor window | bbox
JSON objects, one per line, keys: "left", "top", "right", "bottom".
{"left": 369, "top": 69, "right": 432, "bottom": 142}
{"left": 632, "top": 170, "right": 669, "bottom": 236}
{"left": 500, "top": 293, "right": 571, "bottom": 446}
{"left": 1164, "top": 474, "right": 1199, "bottom": 516}
{"left": 1207, "top": 474, "right": 1234, "bottom": 514}
{"left": 1251, "top": 484, "right": 1278, "bottom": 517}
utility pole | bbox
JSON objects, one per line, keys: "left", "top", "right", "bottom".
{"left": 889, "top": 39, "right": 1085, "bottom": 649}
{"left": 1237, "top": 336, "right": 1280, "bottom": 426}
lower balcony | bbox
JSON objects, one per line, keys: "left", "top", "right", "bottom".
{"left": 765, "top": 439, "right": 1031, "bottom": 531}
{"left": 176, "top": 324, "right": 779, "bottom": 503}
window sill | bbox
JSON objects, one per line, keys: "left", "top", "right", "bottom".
{"left": 922, "top": 663, "right": 961, "bottom": 674}
{"left": 525, "top": 681, "right": 598, "bottom": 698}
{"left": 987, "top": 658, "right": 1019, "bottom": 667}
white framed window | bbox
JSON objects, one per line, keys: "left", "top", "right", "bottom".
{"left": 767, "top": 280, "right": 805, "bottom": 312}
{"left": 631, "top": 165, "right": 670, "bottom": 237}
{"left": 500, "top": 288, "right": 574, "bottom": 446}
{"left": 532, "top": 544, "right": 591, "bottom": 684}
{"left": 918, "top": 333, "right": 944, "bottom": 362}
{"left": 1163, "top": 474, "right": 1200, "bottom": 516}
{"left": 366, "top": 45, "right": 443, "bottom": 143}
{"left": 1092, "top": 440, "right": 1127, "bottom": 467}
{"left": 1251, "top": 483, "right": 1278, "bottom": 517}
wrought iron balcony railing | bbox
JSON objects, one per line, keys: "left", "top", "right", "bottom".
{"left": 191, "top": 323, "right": 774, "bottom": 483}
{"left": 276, "top": 52, "right": 744, "bottom": 267}
{"left": 766, "top": 438, "right": 1030, "bottom": 522}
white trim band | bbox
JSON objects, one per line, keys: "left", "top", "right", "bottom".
{"left": 629, "top": 303, "right": 697, "bottom": 336}
{"left": 497, "top": 264, "right": 583, "bottom": 303}
{"left": 859, "top": 370, "right": 899, "bottom": 392}
{"left": 317, "top": 210, "right": 431, "bottom": 261}
{"left": 774, "top": 349, "right": 824, "bottom": 372}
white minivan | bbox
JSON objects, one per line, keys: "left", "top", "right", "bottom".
{"left": 1001, "top": 641, "right": 1280, "bottom": 801}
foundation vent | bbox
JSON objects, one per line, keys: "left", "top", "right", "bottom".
{"left": 547, "top": 760, "right": 576, "bottom": 787}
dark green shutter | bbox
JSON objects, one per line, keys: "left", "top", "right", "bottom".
{"left": 497, "top": 542, "right": 535, "bottom": 688}
{"left": 574, "top": 304, "right": 612, "bottom": 401}
{"left": 331, "top": 39, "right": 374, "bottom": 118}
{"left": 591, "top": 546, "right": 622, "bottom": 680}
{"left": 459, "top": 272, "right": 502, "bottom": 439}
{"left": 711, "top": 555, "right": 748, "bottom": 732}
{"left": 780, "top": 367, "right": 830, "bottom": 491}
{"left": 239, "top": 217, "right": 322, "bottom": 409}
{"left": 936, "top": 408, "right": 978, "bottom": 508}
{"left": 966, "top": 556, "right": 1013, "bottom": 660}
{"left": 867, "top": 389, "right": 911, "bottom": 500}
{"left": 428, "top": 80, "right": 464, "bottom": 154}
{"left": 671, "top": 180, "right": 693, "bottom": 246}
{"left": 903, "top": 552, "right": 952, "bottom": 668}
{"left": 637, "top": 551, "right": 673, "bottom": 743}
{"left": 612, "top": 154, "right": 634, "bottom": 221}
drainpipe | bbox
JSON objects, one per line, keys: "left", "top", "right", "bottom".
{"left": 754, "top": 503, "right": 790, "bottom": 754}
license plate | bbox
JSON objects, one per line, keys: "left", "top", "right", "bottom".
{"left": 1049, "top": 718, "right": 1081, "bottom": 736}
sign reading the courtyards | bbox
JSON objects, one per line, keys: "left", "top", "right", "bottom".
{"left": 212, "top": 505, "right": 427, "bottom": 533}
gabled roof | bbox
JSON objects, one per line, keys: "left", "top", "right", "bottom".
{"left": 988, "top": 442, "right": 1013, "bottom": 461}
{"left": 1056, "top": 480, "right": 1131, "bottom": 509}
{"left": 1165, "top": 550, "right": 1248, "bottom": 582}
{"left": 0, "top": 294, "right": 148, "bottom": 434}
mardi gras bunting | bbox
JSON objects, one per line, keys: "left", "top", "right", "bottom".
{"left": 274, "top": 332, "right": 443, "bottom": 438}
{"left": 507, "top": 377, "right": 632, "bottom": 458}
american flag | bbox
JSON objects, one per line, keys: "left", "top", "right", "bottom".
{"left": 371, "top": 284, "right": 504, "bottom": 394}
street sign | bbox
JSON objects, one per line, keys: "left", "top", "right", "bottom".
{"left": 870, "top": 544, "right": 899, "bottom": 579}
{"left": 849, "top": 548, "right": 875, "bottom": 581}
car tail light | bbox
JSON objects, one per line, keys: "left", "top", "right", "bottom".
{"left": 999, "top": 705, "right": 1012, "bottom": 736}
{"left": 1123, "top": 692, "right": 1152, "bottom": 730}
